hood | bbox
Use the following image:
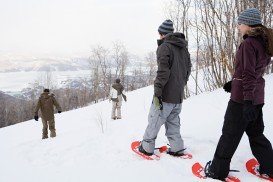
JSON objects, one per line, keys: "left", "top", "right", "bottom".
{"left": 245, "top": 27, "right": 273, "bottom": 56}
{"left": 41, "top": 92, "right": 53, "bottom": 99}
{"left": 158, "top": 32, "right": 188, "bottom": 48}
{"left": 112, "top": 83, "right": 123, "bottom": 91}
{"left": 246, "top": 26, "right": 267, "bottom": 37}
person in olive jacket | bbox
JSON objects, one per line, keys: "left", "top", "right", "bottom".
{"left": 34, "top": 89, "right": 62, "bottom": 139}
{"left": 138, "top": 19, "right": 192, "bottom": 156}
{"left": 205, "top": 8, "right": 273, "bottom": 180}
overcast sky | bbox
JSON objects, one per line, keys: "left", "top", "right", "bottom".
{"left": 0, "top": 0, "right": 168, "bottom": 59}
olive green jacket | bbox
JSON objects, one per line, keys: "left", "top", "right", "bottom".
{"left": 35, "top": 92, "right": 62, "bottom": 121}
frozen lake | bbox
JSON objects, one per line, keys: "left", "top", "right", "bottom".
{"left": 0, "top": 71, "right": 91, "bottom": 92}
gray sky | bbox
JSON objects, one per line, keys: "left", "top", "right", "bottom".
{"left": 0, "top": 0, "right": 167, "bottom": 60}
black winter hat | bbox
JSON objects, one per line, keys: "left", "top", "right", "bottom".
{"left": 115, "top": 78, "right": 121, "bottom": 83}
{"left": 44, "top": 89, "right": 50, "bottom": 93}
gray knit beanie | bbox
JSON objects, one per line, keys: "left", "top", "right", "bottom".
{"left": 238, "top": 8, "right": 262, "bottom": 25}
{"left": 158, "top": 19, "right": 174, "bottom": 35}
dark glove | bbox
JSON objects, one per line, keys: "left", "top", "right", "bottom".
{"left": 58, "top": 111, "right": 62, "bottom": 114}
{"left": 153, "top": 96, "right": 163, "bottom": 110}
{"left": 122, "top": 94, "right": 127, "bottom": 102}
{"left": 243, "top": 100, "right": 256, "bottom": 121}
{"left": 223, "top": 81, "right": 232, "bottom": 93}
{"left": 34, "top": 115, "right": 39, "bottom": 121}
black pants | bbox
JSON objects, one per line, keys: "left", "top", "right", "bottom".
{"left": 210, "top": 100, "right": 273, "bottom": 179}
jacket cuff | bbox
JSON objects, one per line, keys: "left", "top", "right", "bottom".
{"left": 154, "top": 87, "right": 162, "bottom": 97}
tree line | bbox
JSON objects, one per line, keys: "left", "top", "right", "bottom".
{"left": 0, "top": 41, "right": 157, "bottom": 128}
{"left": 166, "top": 0, "right": 273, "bottom": 95}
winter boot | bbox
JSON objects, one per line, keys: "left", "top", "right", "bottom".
{"left": 112, "top": 116, "right": 117, "bottom": 120}
{"left": 50, "top": 131, "right": 56, "bottom": 138}
{"left": 167, "top": 148, "right": 186, "bottom": 157}
{"left": 42, "top": 135, "right": 48, "bottom": 139}
{"left": 204, "top": 161, "right": 225, "bottom": 181}
{"left": 138, "top": 143, "right": 153, "bottom": 156}
{"left": 258, "top": 166, "right": 273, "bottom": 179}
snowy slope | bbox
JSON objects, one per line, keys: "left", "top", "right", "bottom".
{"left": 1, "top": 75, "right": 273, "bottom": 182}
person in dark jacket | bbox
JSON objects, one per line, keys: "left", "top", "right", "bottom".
{"left": 138, "top": 19, "right": 192, "bottom": 156}
{"left": 34, "top": 89, "right": 62, "bottom": 139}
{"left": 109, "top": 78, "right": 127, "bottom": 120}
{"left": 205, "top": 8, "right": 273, "bottom": 181}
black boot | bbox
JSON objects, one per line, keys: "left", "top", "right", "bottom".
{"left": 258, "top": 166, "right": 273, "bottom": 179}
{"left": 167, "top": 148, "right": 186, "bottom": 157}
{"left": 138, "top": 144, "right": 153, "bottom": 156}
{"left": 204, "top": 161, "right": 225, "bottom": 181}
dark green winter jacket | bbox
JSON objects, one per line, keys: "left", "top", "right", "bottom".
{"left": 112, "top": 83, "right": 124, "bottom": 95}
{"left": 154, "top": 32, "right": 192, "bottom": 103}
{"left": 35, "top": 92, "right": 62, "bottom": 121}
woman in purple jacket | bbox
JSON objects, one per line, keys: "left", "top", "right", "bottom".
{"left": 205, "top": 8, "right": 273, "bottom": 180}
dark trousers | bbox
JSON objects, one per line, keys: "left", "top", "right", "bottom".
{"left": 210, "top": 100, "right": 273, "bottom": 179}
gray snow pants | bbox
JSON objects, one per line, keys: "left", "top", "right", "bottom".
{"left": 142, "top": 102, "right": 184, "bottom": 154}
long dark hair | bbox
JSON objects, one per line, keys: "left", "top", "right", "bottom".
{"left": 249, "top": 24, "right": 273, "bottom": 57}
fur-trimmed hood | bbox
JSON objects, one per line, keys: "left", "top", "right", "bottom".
{"left": 246, "top": 27, "right": 273, "bottom": 57}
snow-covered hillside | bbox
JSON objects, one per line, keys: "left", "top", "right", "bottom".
{"left": 1, "top": 75, "right": 273, "bottom": 182}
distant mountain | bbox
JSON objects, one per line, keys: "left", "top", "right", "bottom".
{"left": 0, "top": 91, "right": 33, "bottom": 128}
{"left": 0, "top": 57, "right": 90, "bottom": 72}
{"left": 0, "top": 90, "right": 18, "bottom": 102}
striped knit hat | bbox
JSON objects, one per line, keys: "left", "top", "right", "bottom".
{"left": 238, "top": 8, "right": 262, "bottom": 25}
{"left": 158, "top": 19, "right": 174, "bottom": 35}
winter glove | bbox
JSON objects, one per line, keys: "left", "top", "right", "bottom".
{"left": 243, "top": 100, "right": 256, "bottom": 121}
{"left": 122, "top": 94, "right": 127, "bottom": 102}
{"left": 153, "top": 96, "right": 163, "bottom": 110}
{"left": 34, "top": 115, "right": 39, "bottom": 121}
{"left": 186, "top": 71, "right": 190, "bottom": 82}
{"left": 58, "top": 111, "right": 62, "bottom": 114}
{"left": 223, "top": 81, "right": 232, "bottom": 93}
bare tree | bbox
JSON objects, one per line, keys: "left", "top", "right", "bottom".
{"left": 39, "top": 70, "right": 57, "bottom": 90}
{"left": 89, "top": 56, "right": 100, "bottom": 103}
{"left": 164, "top": 0, "right": 192, "bottom": 39}
{"left": 145, "top": 52, "right": 157, "bottom": 85}
{"left": 166, "top": 0, "right": 273, "bottom": 94}
{"left": 119, "top": 50, "right": 129, "bottom": 83}
{"left": 90, "top": 45, "right": 111, "bottom": 102}
{"left": 112, "top": 41, "right": 130, "bottom": 83}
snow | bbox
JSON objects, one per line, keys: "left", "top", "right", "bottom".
{"left": 1, "top": 75, "right": 273, "bottom": 182}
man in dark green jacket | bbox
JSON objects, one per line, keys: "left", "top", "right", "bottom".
{"left": 139, "top": 19, "right": 192, "bottom": 156}
{"left": 34, "top": 89, "right": 62, "bottom": 139}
